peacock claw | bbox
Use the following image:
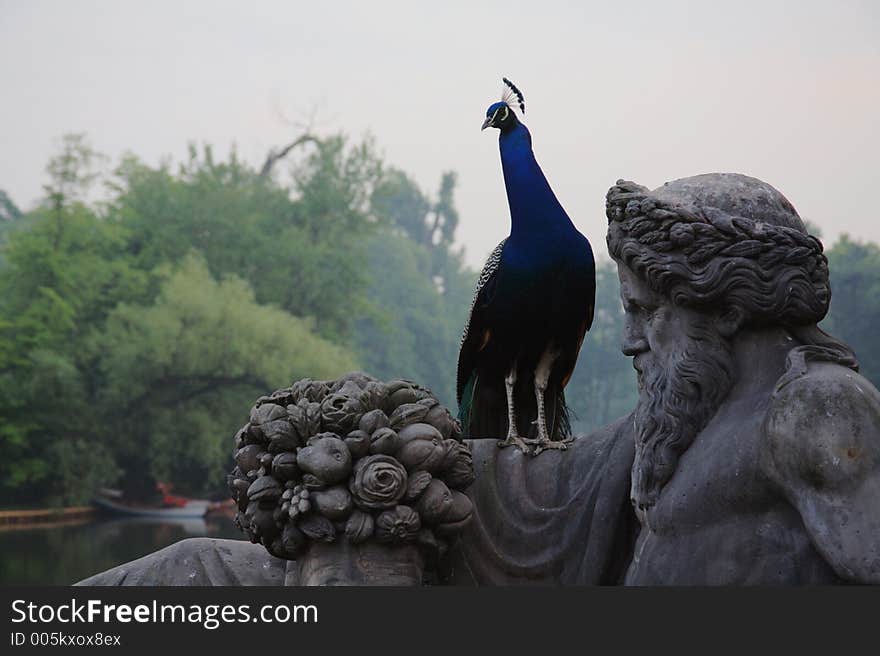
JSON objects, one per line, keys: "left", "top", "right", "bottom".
{"left": 497, "top": 435, "right": 532, "bottom": 455}
{"left": 524, "top": 436, "right": 575, "bottom": 455}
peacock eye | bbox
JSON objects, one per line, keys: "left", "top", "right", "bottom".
{"left": 500, "top": 106, "right": 509, "bottom": 121}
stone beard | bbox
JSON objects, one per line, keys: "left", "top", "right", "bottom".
{"left": 606, "top": 173, "right": 858, "bottom": 514}
{"left": 631, "top": 312, "right": 735, "bottom": 510}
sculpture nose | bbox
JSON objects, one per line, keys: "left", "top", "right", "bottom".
{"left": 622, "top": 315, "right": 649, "bottom": 356}
{"left": 621, "top": 339, "right": 649, "bottom": 357}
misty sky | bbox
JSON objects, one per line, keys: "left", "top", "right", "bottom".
{"left": 1, "top": 0, "right": 878, "bottom": 269}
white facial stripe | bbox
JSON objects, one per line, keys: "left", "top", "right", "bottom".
{"left": 491, "top": 105, "right": 509, "bottom": 125}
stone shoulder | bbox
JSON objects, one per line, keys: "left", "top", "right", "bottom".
{"left": 761, "top": 362, "right": 880, "bottom": 492}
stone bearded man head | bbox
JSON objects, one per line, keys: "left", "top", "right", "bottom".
{"left": 605, "top": 173, "right": 858, "bottom": 512}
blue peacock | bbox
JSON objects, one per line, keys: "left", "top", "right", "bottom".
{"left": 456, "top": 78, "right": 596, "bottom": 455}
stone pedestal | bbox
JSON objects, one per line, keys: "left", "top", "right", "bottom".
{"left": 297, "top": 540, "right": 424, "bottom": 586}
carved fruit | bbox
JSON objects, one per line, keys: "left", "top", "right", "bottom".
{"left": 290, "top": 378, "right": 330, "bottom": 404}
{"left": 404, "top": 470, "right": 432, "bottom": 502}
{"left": 388, "top": 403, "right": 431, "bottom": 430}
{"left": 247, "top": 475, "right": 281, "bottom": 502}
{"left": 234, "top": 444, "right": 263, "bottom": 473}
{"left": 369, "top": 427, "right": 399, "bottom": 455}
{"left": 361, "top": 381, "right": 389, "bottom": 412}
{"left": 415, "top": 479, "right": 454, "bottom": 524}
{"left": 344, "top": 510, "right": 375, "bottom": 544}
{"left": 298, "top": 514, "right": 336, "bottom": 542}
{"left": 397, "top": 423, "right": 443, "bottom": 446}
{"left": 375, "top": 505, "right": 421, "bottom": 543}
{"left": 397, "top": 433, "right": 446, "bottom": 473}
{"left": 359, "top": 408, "right": 390, "bottom": 435}
{"left": 344, "top": 429, "right": 371, "bottom": 459}
{"left": 434, "top": 491, "right": 474, "bottom": 536}
{"left": 271, "top": 452, "right": 299, "bottom": 481}
{"left": 442, "top": 442, "right": 476, "bottom": 490}
{"left": 310, "top": 485, "right": 353, "bottom": 521}
{"left": 296, "top": 436, "right": 352, "bottom": 485}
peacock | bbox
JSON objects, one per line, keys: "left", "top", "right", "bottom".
{"left": 456, "top": 78, "right": 595, "bottom": 455}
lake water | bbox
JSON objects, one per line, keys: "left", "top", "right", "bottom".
{"left": 0, "top": 515, "right": 243, "bottom": 585}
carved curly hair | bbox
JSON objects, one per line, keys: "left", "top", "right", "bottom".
{"left": 605, "top": 174, "right": 857, "bottom": 388}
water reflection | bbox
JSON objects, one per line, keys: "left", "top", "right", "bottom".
{"left": 0, "top": 515, "right": 243, "bottom": 585}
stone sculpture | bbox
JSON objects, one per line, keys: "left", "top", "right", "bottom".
{"left": 76, "top": 172, "right": 880, "bottom": 586}
{"left": 227, "top": 373, "right": 475, "bottom": 585}
{"left": 454, "top": 173, "right": 880, "bottom": 584}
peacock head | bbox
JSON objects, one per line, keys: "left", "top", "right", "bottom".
{"left": 481, "top": 102, "right": 517, "bottom": 131}
{"left": 481, "top": 77, "right": 526, "bottom": 132}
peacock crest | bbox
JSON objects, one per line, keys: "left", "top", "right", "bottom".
{"left": 501, "top": 77, "right": 525, "bottom": 115}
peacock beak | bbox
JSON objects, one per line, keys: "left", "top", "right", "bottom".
{"left": 481, "top": 116, "right": 493, "bottom": 131}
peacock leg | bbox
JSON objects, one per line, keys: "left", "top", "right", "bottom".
{"left": 497, "top": 364, "right": 531, "bottom": 454}
{"left": 526, "top": 347, "right": 573, "bottom": 455}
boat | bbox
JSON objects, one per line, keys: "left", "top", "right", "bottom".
{"left": 91, "top": 495, "right": 211, "bottom": 519}
{"left": 91, "top": 484, "right": 211, "bottom": 519}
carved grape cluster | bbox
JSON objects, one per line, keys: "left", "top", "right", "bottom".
{"left": 227, "top": 373, "right": 475, "bottom": 562}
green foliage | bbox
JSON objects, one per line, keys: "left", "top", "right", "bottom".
{"left": 0, "top": 197, "right": 148, "bottom": 504}
{"left": 566, "top": 261, "right": 638, "bottom": 433}
{"left": 358, "top": 169, "right": 474, "bottom": 405}
{"left": 42, "top": 133, "right": 106, "bottom": 216}
{"left": 94, "top": 254, "right": 357, "bottom": 493}
{"left": 0, "top": 133, "right": 467, "bottom": 504}
{"left": 824, "top": 235, "right": 880, "bottom": 383}
{"left": 0, "top": 190, "right": 23, "bottom": 258}
{"left": 353, "top": 230, "right": 472, "bottom": 406}
{"left": 4, "top": 131, "right": 878, "bottom": 508}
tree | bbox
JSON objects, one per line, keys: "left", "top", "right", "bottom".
{"left": 565, "top": 261, "right": 638, "bottom": 433}
{"left": 95, "top": 253, "right": 358, "bottom": 494}
{"left": 0, "top": 157, "right": 146, "bottom": 504}
{"left": 823, "top": 235, "right": 880, "bottom": 385}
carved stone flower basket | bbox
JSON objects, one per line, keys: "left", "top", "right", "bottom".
{"left": 227, "top": 373, "right": 476, "bottom": 586}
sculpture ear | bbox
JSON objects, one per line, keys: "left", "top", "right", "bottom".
{"left": 716, "top": 305, "right": 746, "bottom": 338}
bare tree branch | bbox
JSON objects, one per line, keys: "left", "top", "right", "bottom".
{"left": 258, "top": 133, "right": 322, "bottom": 179}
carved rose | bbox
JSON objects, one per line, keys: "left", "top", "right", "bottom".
{"left": 349, "top": 455, "right": 408, "bottom": 510}
{"left": 375, "top": 505, "right": 421, "bottom": 543}
{"left": 320, "top": 386, "right": 366, "bottom": 434}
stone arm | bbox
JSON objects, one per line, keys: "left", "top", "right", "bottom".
{"left": 762, "top": 363, "right": 880, "bottom": 583}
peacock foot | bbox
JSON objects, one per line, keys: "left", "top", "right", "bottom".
{"left": 497, "top": 434, "right": 533, "bottom": 455}
{"left": 523, "top": 436, "right": 575, "bottom": 456}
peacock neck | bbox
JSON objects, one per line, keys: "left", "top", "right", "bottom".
{"left": 499, "top": 123, "right": 573, "bottom": 241}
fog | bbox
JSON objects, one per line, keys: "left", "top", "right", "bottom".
{"left": 1, "top": 0, "right": 878, "bottom": 267}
